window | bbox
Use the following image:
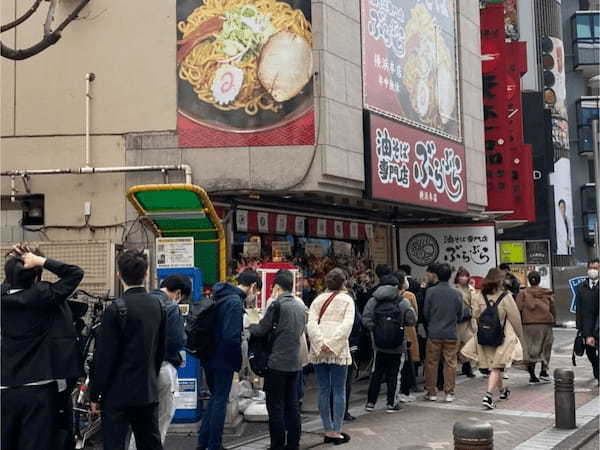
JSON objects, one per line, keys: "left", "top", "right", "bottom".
{"left": 572, "top": 12, "right": 600, "bottom": 43}
{"left": 576, "top": 97, "right": 600, "bottom": 153}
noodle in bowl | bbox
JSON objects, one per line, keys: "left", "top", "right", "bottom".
{"left": 178, "top": 0, "right": 312, "bottom": 117}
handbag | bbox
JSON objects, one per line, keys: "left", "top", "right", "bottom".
{"left": 248, "top": 302, "right": 281, "bottom": 377}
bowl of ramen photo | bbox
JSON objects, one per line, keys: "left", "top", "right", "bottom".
{"left": 177, "top": 0, "right": 314, "bottom": 133}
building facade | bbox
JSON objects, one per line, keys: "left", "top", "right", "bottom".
{"left": 1, "top": 0, "right": 488, "bottom": 293}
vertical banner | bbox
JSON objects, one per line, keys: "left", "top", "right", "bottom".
{"left": 360, "top": 0, "right": 461, "bottom": 141}
{"left": 176, "top": 0, "right": 315, "bottom": 148}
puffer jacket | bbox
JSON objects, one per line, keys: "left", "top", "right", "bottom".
{"left": 515, "top": 287, "right": 556, "bottom": 325}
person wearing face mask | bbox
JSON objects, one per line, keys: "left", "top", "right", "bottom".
{"left": 128, "top": 274, "right": 191, "bottom": 449}
{"left": 575, "top": 258, "right": 600, "bottom": 382}
{"left": 395, "top": 271, "right": 420, "bottom": 403}
{"left": 454, "top": 268, "right": 476, "bottom": 378}
{"left": 197, "top": 269, "right": 260, "bottom": 450}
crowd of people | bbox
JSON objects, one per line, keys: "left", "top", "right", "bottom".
{"left": 1, "top": 244, "right": 599, "bottom": 450}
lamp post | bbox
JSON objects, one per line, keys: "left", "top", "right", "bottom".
{"left": 593, "top": 119, "right": 600, "bottom": 259}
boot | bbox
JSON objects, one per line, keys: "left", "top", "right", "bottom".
{"left": 462, "top": 362, "right": 475, "bottom": 378}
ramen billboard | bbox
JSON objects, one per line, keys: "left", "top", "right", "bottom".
{"left": 176, "top": 0, "right": 315, "bottom": 148}
{"left": 360, "top": 0, "right": 461, "bottom": 142}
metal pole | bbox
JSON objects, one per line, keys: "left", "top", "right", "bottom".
{"left": 554, "top": 368, "right": 576, "bottom": 429}
{"left": 84, "top": 73, "right": 95, "bottom": 167}
{"left": 592, "top": 119, "right": 600, "bottom": 259}
{"left": 453, "top": 421, "right": 493, "bottom": 449}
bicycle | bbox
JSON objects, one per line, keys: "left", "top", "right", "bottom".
{"left": 69, "top": 289, "right": 114, "bottom": 449}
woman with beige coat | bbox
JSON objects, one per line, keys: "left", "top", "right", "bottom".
{"left": 461, "top": 268, "right": 524, "bottom": 410}
{"left": 454, "top": 267, "right": 476, "bottom": 378}
{"left": 307, "top": 268, "right": 355, "bottom": 445}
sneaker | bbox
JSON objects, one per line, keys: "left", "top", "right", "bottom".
{"left": 397, "top": 394, "right": 416, "bottom": 403}
{"left": 529, "top": 375, "right": 541, "bottom": 385}
{"left": 539, "top": 372, "right": 551, "bottom": 383}
{"left": 386, "top": 404, "right": 402, "bottom": 413}
{"left": 423, "top": 393, "right": 437, "bottom": 401}
{"left": 365, "top": 403, "right": 375, "bottom": 412}
{"left": 503, "top": 373, "right": 509, "bottom": 380}
{"left": 344, "top": 412, "right": 356, "bottom": 421}
{"left": 445, "top": 393, "right": 455, "bottom": 403}
{"left": 482, "top": 395, "right": 496, "bottom": 410}
{"left": 499, "top": 388, "right": 511, "bottom": 400}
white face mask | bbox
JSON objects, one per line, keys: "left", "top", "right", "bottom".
{"left": 588, "top": 269, "right": 599, "bottom": 281}
{"left": 402, "top": 280, "right": 409, "bottom": 291}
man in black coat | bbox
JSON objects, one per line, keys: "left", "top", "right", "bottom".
{"left": 1, "top": 245, "right": 84, "bottom": 450}
{"left": 575, "top": 258, "right": 600, "bottom": 380}
{"left": 90, "top": 250, "right": 166, "bottom": 450}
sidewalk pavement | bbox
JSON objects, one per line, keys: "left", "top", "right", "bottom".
{"left": 164, "top": 328, "right": 598, "bottom": 450}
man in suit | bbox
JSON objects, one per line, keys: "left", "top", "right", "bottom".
{"left": 198, "top": 269, "right": 261, "bottom": 450}
{"left": 1, "top": 245, "right": 84, "bottom": 450}
{"left": 90, "top": 250, "right": 166, "bottom": 450}
{"left": 575, "top": 258, "right": 600, "bottom": 381}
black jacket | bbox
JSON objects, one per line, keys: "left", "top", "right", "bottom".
{"left": 406, "top": 277, "right": 424, "bottom": 323}
{"left": 575, "top": 280, "right": 599, "bottom": 338}
{"left": 1, "top": 259, "right": 84, "bottom": 387}
{"left": 90, "top": 287, "right": 166, "bottom": 407}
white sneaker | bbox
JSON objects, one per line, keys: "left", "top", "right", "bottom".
{"left": 398, "top": 394, "right": 416, "bottom": 403}
{"left": 423, "top": 393, "right": 437, "bottom": 401}
{"left": 445, "top": 393, "right": 455, "bottom": 403}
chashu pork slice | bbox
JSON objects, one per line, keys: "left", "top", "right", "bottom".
{"left": 258, "top": 31, "right": 313, "bottom": 102}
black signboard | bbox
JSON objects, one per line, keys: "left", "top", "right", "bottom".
{"left": 526, "top": 240, "right": 550, "bottom": 265}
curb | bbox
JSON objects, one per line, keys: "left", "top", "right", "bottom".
{"left": 552, "top": 415, "right": 599, "bottom": 450}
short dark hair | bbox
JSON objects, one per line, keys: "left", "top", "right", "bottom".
{"left": 558, "top": 199, "right": 566, "bottom": 206}
{"left": 426, "top": 263, "right": 440, "bottom": 274}
{"left": 589, "top": 258, "right": 600, "bottom": 267}
{"left": 437, "top": 263, "right": 452, "bottom": 282}
{"left": 325, "top": 268, "right": 346, "bottom": 291}
{"left": 375, "top": 264, "right": 393, "bottom": 279}
{"left": 160, "top": 274, "right": 192, "bottom": 297}
{"left": 398, "top": 264, "right": 412, "bottom": 275}
{"left": 118, "top": 249, "right": 148, "bottom": 286}
{"left": 273, "top": 270, "right": 294, "bottom": 292}
{"left": 394, "top": 271, "right": 406, "bottom": 288}
{"left": 379, "top": 274, "right": 400, "bottom": 287}
{"left": 4, "top": 253, "right": 44, "bottom": 289}
{"left": 499, "top": 263, "right": 510, "bottom": 271}
{"left": 238, "top": 269, "right": 261, "bottom": 289}
{"left": 527, "top": 270, "right": 541, "bottom": 287}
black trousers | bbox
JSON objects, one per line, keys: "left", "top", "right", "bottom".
{"left": 101, "top": 403, "right": 162, "bottom": 450}
{"left": 400, "top": 352, "right": 417, "bottom": 395}
{"left": 367, "top": 352, "right": 401, "bottom": 406}
{"left": 264, "top": 369, "right": 301, "bottom": 450}
{"left": 586, "top": 344, "right": 599, "bottom": 379}
{"left": 1, "top": 382, "right": 59, "bottom": 450}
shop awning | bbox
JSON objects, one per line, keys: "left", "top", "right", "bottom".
{"left": 127, "top": 184, "right": 225, "bottom": 285}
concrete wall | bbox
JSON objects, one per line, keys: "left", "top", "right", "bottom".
{"left": 1, "top": 0, "right": 488, "bottom": 244}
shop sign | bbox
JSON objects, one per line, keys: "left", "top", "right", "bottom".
{"left": 525, "top": 240, "right": 550, "bottom": 265}
{"left": 307, "top": 218, "right": 369, "bottom": 240}
{"left": 243, "top": 241, "right": 261, "bottom": 258}
{"left": 176, "top": 0, "right": 315, "bottom": 148}
{"left": 272, "top": 241, "right": 292, "bottom": 258}
{"left": 305, "top": 243, "right": 325, "bottom": 258}
{"left": 156, "top": 237, "right": 194, "bottom": 269}
{"left": 360, "top": 0, "right": 461, "bottom": 142}
{"left": 333, "top": 241, "right": 352, "bottom": 257}
{"left": 568, "top": 276, "right": 587, "bottom": 313}
{"left": 498, "top": 241, "right": 526, "bottom": 264}
{"left": 366, "top": 113, "right": 467, "bottom": 212}
{"left": 236, "top": 209, "right": 307, "bottom": 236}
{"left": 398, "top": 224, "right": 497, "bottom": 281}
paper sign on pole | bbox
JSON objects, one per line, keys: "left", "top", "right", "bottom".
{"left": 305, "top": 243, "right": 325, "bottom": 257}
{"left": 156, "top": 237, "right": 194, "bottom": 268}
{"left": 243, "top": 241, "right": 261, "bottom": 258}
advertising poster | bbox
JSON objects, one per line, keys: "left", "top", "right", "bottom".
{"left": 498, "top": 241, "right": 526, "bottom": 264}
{"left": 569, "top": 276, "right": 587, "bottom": 312}
{"left": 156, "top": 237, "right": 195, "bottom": 268}
{"left": 550, "top": 158, "right": 575, "bottom": 255}
{"left": 398, "top": 224, "right": 497, "bottom": 282}
{"left": 176, "top": 378, "right": 197, "bottom": 410}
{"left": 367, "top": 114, "right": 467, "bottom": 212}
{"left": 177, "top": 0, "right": 315, "bottom": 148}
{"left": 361, "top": 0, "right": 461, "bottom": 141}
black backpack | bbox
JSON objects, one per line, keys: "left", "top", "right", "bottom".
{"left": 477, "top": 292, "right": 508, "bottom": 347}
{"left": 248, "top": 302, "right": 281, "bottom": 377}
{"left": 185, "top": 296, "right": 224, "bottom": 361}
{"left": 372, "top": 298, "right": 405, "bottom": 350}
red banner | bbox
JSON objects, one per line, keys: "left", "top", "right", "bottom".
{"left": 366, "top": 114, "right": 467, "bottom": 212}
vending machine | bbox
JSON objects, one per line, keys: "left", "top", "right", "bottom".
{"left": 157, "top": 267, "right": 203, "bottom": 424}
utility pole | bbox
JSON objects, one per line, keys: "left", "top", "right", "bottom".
{"left": 593, "top": 119, "right": 600, "bottom": 259}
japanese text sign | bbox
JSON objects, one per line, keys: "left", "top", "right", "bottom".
{"left": 366, "top": 113, "right": 467, "bottom": 211}
{"left": 398, "top": 224, "right": 497, "bottom": 281}
{"left": 360, "top": 0, "right": 461, "bottom": 141}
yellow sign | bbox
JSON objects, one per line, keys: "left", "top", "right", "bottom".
{"left": 499, "top": 241, "right": 526, "bottom": 264}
